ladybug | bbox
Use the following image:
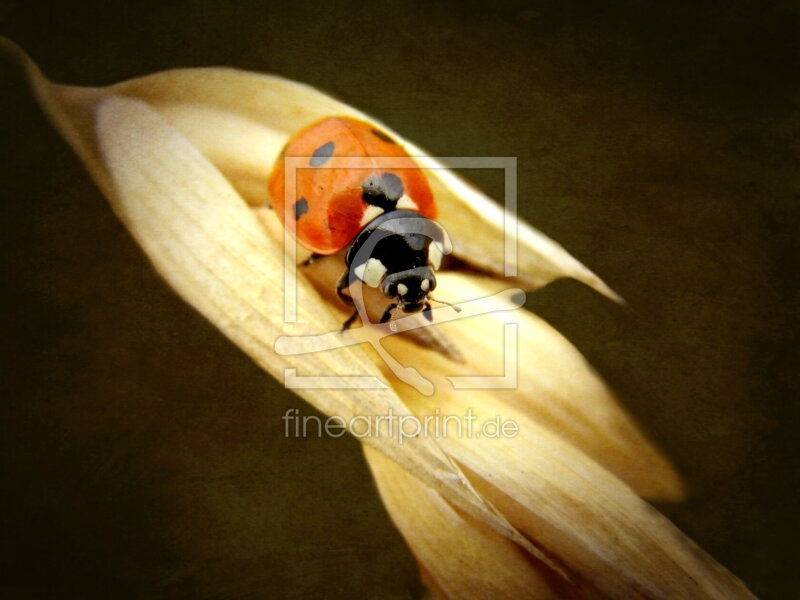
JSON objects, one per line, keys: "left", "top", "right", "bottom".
{"left": 268, "top": 116, "right": 456, "bottom": 330}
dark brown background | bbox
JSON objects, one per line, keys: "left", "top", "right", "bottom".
{"left": 1, "top": 1, "right": 797, "bottom": 598}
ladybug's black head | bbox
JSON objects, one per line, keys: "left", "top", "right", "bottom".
{"left": 382, "top": 266, "right": 436, "bottom": 313}
{"left": 343, "top": 210, "right": 458, "bottom": 326}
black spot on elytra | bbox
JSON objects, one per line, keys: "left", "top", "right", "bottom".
{"left": 310, "top": 141, "right": 334, "bottom": 166}
{"left": 293, "top": 197, "right": 309, "bottom": 220}
{"left": 371, "top": 128, "right": 396, "bottom": 144}
{"left": 362, "top": 173, "right": 405, "bottom": 211}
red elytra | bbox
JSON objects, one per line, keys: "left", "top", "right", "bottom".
{"left": 268, "top": 116, "right": 436, "bottom": 255}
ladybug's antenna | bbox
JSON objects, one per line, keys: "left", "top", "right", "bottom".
{"left": 429, "top": 297, "right": 462, "bottom": 313}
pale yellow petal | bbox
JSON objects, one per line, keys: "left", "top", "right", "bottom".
{"left": 375, "top": 348, "right": 753, "bottom": 598}
{"left": 364, "top": 446, "right": 569, "bottom": 600}
{"left": 399, "top": 273, "right": 684, "bottom": 500}
{"left": 104, "top": 65, "right": 620, "bottom": 299}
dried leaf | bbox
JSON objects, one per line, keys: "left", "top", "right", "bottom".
{"left": 377, "top": 308, "right": 752, "bottom": 598}
{"left": 364, "top": 446, "right": 568, "bottom": 600}
{"left": 3, "top": 37, "right": 755, "bottom": 599}
{"left": 385, "top": 273, "right": 683, "bottom": 500}
{"left": 107, "top": 66, "right": 621, "bottom": 299}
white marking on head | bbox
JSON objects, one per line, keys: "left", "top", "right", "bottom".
{"left": 395, "top": 195, "right": 418, "bottom": 210}
{"left": 353, "top": 258, "right": 387, "bottom": 287}
{"left": 397, "top": 283, "right": 409, "bottom": 296}
{"left": 359, "top": 205, "right": 384, "bottom": 227}
{"left": 420, "top": 279, "right": 430, "bottom": 292}
{"left": 429, "top": 240, "right": 444, "bottom": 270}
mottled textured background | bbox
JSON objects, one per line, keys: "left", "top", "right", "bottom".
{"left": 1, "top": 1, "right": 797, "bottom": 598}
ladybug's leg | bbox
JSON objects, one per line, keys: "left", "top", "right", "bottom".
{"left": 422, "top": 302, "right": 433, "bottom": 322}
{"left": 337, "top": 270, "right": 360, "bottom": 331}
{"left": 336, "top": 270, "right": 354, "bottom": 306}
{"left": 341, "top": 310, "right": 359, "bottom": 331}
{"left": 301, "top": 252, "right": 325, "bottom": 267}
{"left": 379, "top": 304, "right": 398, "bottom": 324}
